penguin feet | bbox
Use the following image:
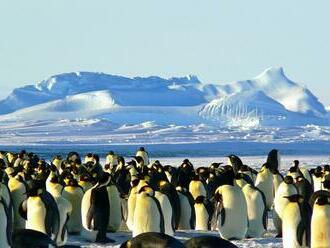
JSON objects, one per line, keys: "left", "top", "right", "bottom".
{"left": 95, "top": 236, "right": 115, "bottom": 243}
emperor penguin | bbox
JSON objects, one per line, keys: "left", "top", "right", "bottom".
{"left": 273, "top": 176, "right": 298, "bottom": 237}
{"left": 185, "top": 235, "right": 238, "bottom": 248}
{"left": 51, "top": 186, "right": 73, "bottom": 246}
{"left": 0, "top": 196, "right": 12, "bottom": 248}
{"left": 311, "top": 195, "right": 330, "bottom": 248}
{"left": 105, "top": 151, "right": 118, "bottom": 173}
{"left": 295, "top": 175, "right": 313, "bottom": 203}
{"left": 227, "top": 155, "right": 243, "bottom": 174}
{"left": 8, "top": 173, "right": 27, "bottom": 231}
{"left": 62, "top": 178, "right": 84, "bottom": 234}
{"left": 126, "top": 179, "right": 140, "bottom": 231}
{"left": 135, "top": 147, "right": 150, "bottom": 166}
{"left": 214, "top": 184, "right": 248, "bottom": 240}
{"left": 242, "top": 184, "right": 267, "bottom": 238}
{"left": 311, "top": 166, "right": 323, "bottom": 192}
{"left": 189, "top": 174, "right": 207, "bottom": 200}
{"left": 155, "top": 190, "right": 174, "bottom": 236}
{"left": 255, "top": 163, "right": 274, "bottom": 210}
{"left": 106, "top": 181, "right": 122, "bottom": 232}
{"left": 282, "top": 194, "right": 312, "bottom": 248}
{"left": 81, "top": 172, "right": 114, "bottom": 243}
{"left": 120, "top": 232, "right": 185, "bottom": 248}
{"left": 194, "top": 195, "right": 213, "bottom": 231}
{"left": 19, "top": 181, "right": 60, "bottom": 241}
{"left": 176, "top": 186, "right": 195, "bottom": 230}
{"left": 266, "top": 149, "right": 281, "bottom": 172}
{"left": 132, "top": 185, "right": 165, "bottom": 237}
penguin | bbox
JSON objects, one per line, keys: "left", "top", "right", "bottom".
{"left": 163, "top": 165, "right": 176, "bottom": 183}
{"left": 194, "top": 195, "right": 213, "bottom": 231}
{"left": 255, "top": 163, "right": 274, "bottom": 210}
{"left": 155, "top": 190, "right": 174, "bottom": 236}
{"left": 120, "top": 232, "right": 185, "bottom": 248}
{"left": 214, "top": 184, "right": 248, "bottom": 240}
{"left": 273, "top": 176, "right": 298, "bottom": 237}
{"left": 0, "top": 196, "right": 12, "bottom": 248}
{"left": 11, "top": 229, "right": 56, "bottom": 248}
{"left": 295, "top": 175, "right": 313, "bottom": 203}
{"left": 287, "top": 160, "right": 304, "bottom": 181}
{"left": 106, "top": 181, "right": 122, "bottom": 232}
{"left": 185, "top": 235, "right": 238, "bottom": 248}
{"left": 62, "top": 178, "right": 84, "bottom": 234}
{"left": 242, "top": 184, "right": 267, "bottom": 238}
{"left": 105, "top": 151, "right": 118, "bottom": 173}
{"left": 19, "top": 181, "right": 60, "bottom": 241}
{"left": 132, "top": 185, "right": 164, "bottom": 237}
{"left": 158, "top": 180, "right": 181, "bottom": 230}
{"left": 52, "top": 189, "right": 72, "bottom": 246}
{"left": 135, "top": 147, "right": 149, "bottom": 166}
{"left": 282, "top": 194, "right": 312, "bottom": 248}
{"left": 227, "top": 155, "right": 243, "bottom": 174}
{"left": 266, "top": 149, "right": 281, "bottom": 172}
{"left": 189, "top": 174, "right": 207, "bottom": 200}
{"left": 311, "top": 195, "right": 330, "bottom": 248}
{"left": 311, "top": 166, "right": 323, "bottom": 192}
{"left": 126, "top": 179, "right": 140, "bottom": 231}
{"left": 8, "top": 173, "right": 27, "bottom": 231}
{"left": 272, "top": 169, "right": 284, "bottom": 196}
{"left": 176, "top": 186, "right": 195, "bottom": 230}
{"left": 81, "top": 173, "right": 114, "bottom": 243}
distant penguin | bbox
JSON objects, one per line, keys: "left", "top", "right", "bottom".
{"left": 52, "top": 191, "right": 72, "bottom": 246}
{"left": 272, "top": 169, "right": 284, "bottom": 195}
{"left": 266, "top": 149, "right": 281, "bottom": 172}
{"left": 312, "top": 167, "right": 323, "bottom": 192}
{"left": 20, "top": 181, "right": 60, "bottom": 241}
{"left": 126, "top": 179, "right": 140, "bottom": 231}
{"left": 227, "top": 155, "right": 243, "bottom": 174}
{"left": 242, "top": 184, "right": 267, "bottom": 238}
{"left": 273, "top": 176, "right": 297, "bottom": 237}
{"left": 255, "top": 163, "right": 274, "bottom": 210}
{"left": 287, "top": 160, "right": 304, "bottom": 181}
{"left": 62, "top": 178, "right": 84, "bottom": 234}
{"left": 194, "top": 195, "right": 213, "bottom": 231}
{"left": 282, "top": 194, "right": 312, "bottom": 248}
{"left": 81, "top": 173, "right": 114, "bottom": 243}
{"left": 176, "top": 186, "right": 195, "bottom": 230}
{"left": 106, "top": 182, "right": 122, "bottom": 232}
{"left": 155, "top": 190, "right": 174, "bottom": 236}
{"left": 136, "top": 147, "right": 149, "bottom": 166}
{"left": 0, "top": 196, "right": 12, "bottom": 248}
{"left": 132, "top": 185, "right": 164, "bottom": 237}
{"left": 189, "top": 174, "right": 207, "bottom": 200}
{"left": 214, "top": 184, "right": 248, "bottom": 240}
{"left": 8, "top": 174, "right": 27, "bottom": 231}
{"left": 295, "top": 175, "right": 313, "bottom": 203}
{"left": 120, "top": 232, "right": 185, "bottom": 248}
{"left": 311, "top": 195, "right": 330, "bottom": 248}
{"left": 185, "top": 235, "right": 238, "bottom": 248}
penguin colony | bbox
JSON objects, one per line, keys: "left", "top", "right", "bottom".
{"left": 0, "top": 148, "right": 329, "bottom": 248}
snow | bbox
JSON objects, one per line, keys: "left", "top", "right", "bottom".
{"left": 0, "top": 67, "right": 328, "bottom": 129}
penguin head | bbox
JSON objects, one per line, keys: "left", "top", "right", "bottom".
{"left": 67, "top": 178, "right": 79, "bottom": 187}
{"left": 97, "top": 172, "right": 111, "bottom": 187}
{"left": 284, "top": 194, "right": 304, "bottom": 203}
{"left": 107, "top": 151, "right": 114, "bottom": 156}
{"left": 324, "top": 164, "right": 330, "bottom": 173}
{"left": 227, "top": 155, "right": 243, "bottom": 173}
{"left": 195, "top": 195, "right": 206, "bottom": 204}
{"left": 131, "top": 178, "right": 140, "bottom": 187}
{"left": 139, "top": 147, "right": 145, "bottom": 152}
{"left": 27, "top": 180, "right": 44, "bottom": 197}
{"left": 315, "top": 195, "right": 330, "bottom": 206}
{"left": 293, "top": 160, "right": 300, "bottom": 168}
{"left": 214, "top": 191, "right": 223, "bottom": 203}
{"left": 138, "top": 185, "right": 154, "bottom": 196}
{"left": 284, "top": 176, "right": 294, "bottom": 184}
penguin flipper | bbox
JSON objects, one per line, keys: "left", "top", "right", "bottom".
{"left": 296, "top": 220, "right": 305, "bottom": 246}
{"left": 18, "top": 199, "right": 27, "bottom": 220}
{"left": 220, "top": 207, "right": 226, "bottom": 227}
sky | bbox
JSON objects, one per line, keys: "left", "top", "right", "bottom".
{"left": 0, "top": 0, "right": 329, "bottom": 106}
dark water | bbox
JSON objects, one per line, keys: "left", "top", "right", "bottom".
{"left": 1, "top": 141, "right": 329, "bottom": 160}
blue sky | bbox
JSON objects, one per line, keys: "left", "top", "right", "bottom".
{"left": 0, "top": 0, "right": 329, "bottom": 105}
